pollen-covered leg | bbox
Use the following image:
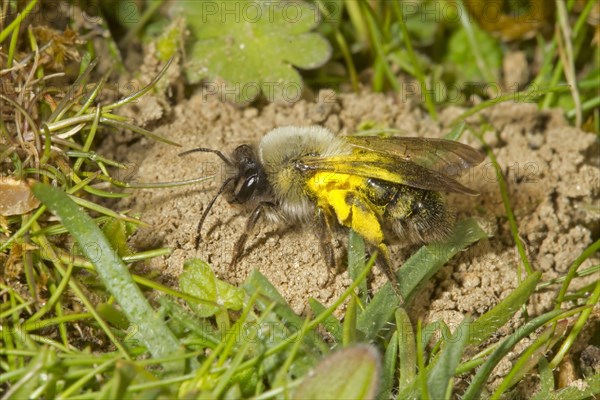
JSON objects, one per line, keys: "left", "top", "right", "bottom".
{"left": 339, "top": 193, "right": 403, "bottom": 301}
{"left": 230, "top": 202, "right": 276, "bottom": 268}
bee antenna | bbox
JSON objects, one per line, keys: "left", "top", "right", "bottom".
{"left": 195, "top": 176, "right": 235, "bottom": 248}
{"left": 179, "top": 147, "right": 233, "bottom": 166}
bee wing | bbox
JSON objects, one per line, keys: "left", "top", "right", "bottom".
{"left": 344, "top": 136, "right": 485, "bottom": 177}
{"left": 298, "top": 153, "right": 480, "bottom": 196}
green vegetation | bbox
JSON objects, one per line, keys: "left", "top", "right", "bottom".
{"left": 1, "top": 0, "right": 598, "bottom": 398}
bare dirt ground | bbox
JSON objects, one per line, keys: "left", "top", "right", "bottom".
{"left": 111, "top": 76, "right": 598, "bottom": 393}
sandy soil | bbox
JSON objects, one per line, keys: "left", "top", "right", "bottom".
{"left": 110, "top": 62, "right": 598, "bottom": 392}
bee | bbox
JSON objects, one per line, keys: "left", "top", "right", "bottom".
{"left": 180, "top": 126, "right": 484, "bottom": 298}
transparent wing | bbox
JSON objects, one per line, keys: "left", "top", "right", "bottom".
{"left": 343, "top": 136, "right": 485, "bottom": 177}
{"left": 297, "top": 152, "right": 480, "bottom": 196}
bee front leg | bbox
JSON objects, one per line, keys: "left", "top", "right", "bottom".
{"left": 230, "top": 202, "right": 276, "bottom": 269}
{"left": 314, "top": 208, "right": 336, "bottom": 284}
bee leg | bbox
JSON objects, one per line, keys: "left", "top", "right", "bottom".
{"left": 314, "top": 208, "right": 336, "bottom": 284}
{"left": 374, "top": 243, "right": 404, "bottom": 304}
{"left": 230, "top": 202, "right": 275, "bottom": 269}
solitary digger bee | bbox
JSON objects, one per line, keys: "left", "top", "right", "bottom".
{"left": 180, "top": 126, "right": 484, "bottom": 297}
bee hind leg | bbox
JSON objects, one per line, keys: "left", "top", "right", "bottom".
{"left": 314, "top": 208, "right": 336, "bottom": 285}
{"left": 373, "top": 243, "right": 404, "bottom": 304}
{"left": 230, "top": 202, "right": 276, "bottom": 269}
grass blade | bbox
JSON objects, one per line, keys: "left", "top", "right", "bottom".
{"left": 427, "top": 317, "right": 471, "bottom": 399}
{"left": 462, "top": 308, "right": 566, "bottom": 400}
{"left": 31, "top": 182, "right": 183, "bottom": 373}
{"left": 468, "top": 271, "right": 542, "bottom": 346}
{"left": 376, "top": 330, "right": 398, "bottom": 400}
{"left": 553, "top": 372, "right": 600, "bottom": 400}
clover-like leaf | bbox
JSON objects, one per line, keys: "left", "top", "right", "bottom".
{"left": 180, "top": 259, "right": 244, "bottom": 318}
{"left": 173, "top": 0, "right": 331, "bottom": 104}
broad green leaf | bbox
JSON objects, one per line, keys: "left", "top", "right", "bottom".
{"left": 180, "top": 259, "right": 244, "bottom": 318}
{"left": 396, "top": 308, "right": 417, "bottom": 393}
{"left": 244, "top": 270, "right": 328, "bottom": 352}
{"left": 293, "top": 345, "right": 380, "bottom": 400}
{"left": 427, "top": 317, "right": 472, "bottom": 399}
{"left": 102, "top": 218, "right": 132, "bottom": 258}
{"left": 444, "top": 23, "right": 502, "bottom": 85}
{"left": 348, "top": 229, "right": 368, "bottom": 299}
{"left": 174, "top": 0, "right": 331, "bottom": 104}
{"left": 158, "top": 297, "right": 220, "bottom": 349}
{"left": 31, "top": 182, "right": 183, "bottom": 372}
{"left": 97, "top": 303, "right": 130, "bottom": 331}
{"left": 308, "top": 298, "right": 342, "bottom": 344}
{"left": 468, "top": 271, "right": 542, "bottom": 346}
{"left": 357, "top": 218, "right": 487, "bottom": 340}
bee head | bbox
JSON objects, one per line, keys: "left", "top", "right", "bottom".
{"left": 227, "top": 145, "right": 266, "bottom": 204}
{"left": 178, "top": 143, "right": 269, "bottom": 245}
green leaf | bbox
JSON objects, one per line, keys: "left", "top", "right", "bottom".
{"left": 31, "top": 182, "right": 183, "bottom": 372}
{"left": 444, "top": 23, "right": 502, "bottom": 84}
{"left": 180, "top": 259, "right": 244, "bottom": 318}
{"left": 531, "top": 357, "right": 554, "bottom": 400}
{"left": 308, "top": 298, "right": 342, "bottom": 344}
{"left": 97, "top": 303, "right": 130, "bottom": 331}
{"left": 394, "top": 2, "right": 439, "bottom": 47}
{"left": 158, "top": 297, "right": 220, "bottom": 350}
{"left": 114, "top": 1, "right": 141, "bottom": 29}
{"left": 443, "top": 121, "right": 466, "bottom": 141}
{"left": 462, "top": 308, "right": 566, "bottom": 400}
{"left": 357, "top": 218, "right": 487, "bottom": 340}
{"left": 348, "top": 229, "right": 367, "bottom": 299}
{"left": 102, "top": 218, "right": 133, "bottom": 258}
{"left": 376, "top": 331, "right": 398, "bottom": 400}
{"left": 155, "top": 19, "right": 185, "bottom": 62}
{"left": 396, "top": 308, "right": 417, "bottom": 393}
{"left": 8, "top": 347, "right": 54, "bottom": 400}
{"left": 553, "top": 373, "right": 600, "bottom": 400}
{"left": 293, "top": 345, "right": 380, "bottom": 400}
{"left": 174, "top": 0, "right": 331, "bottom": 104}
{"left": 343, "top": 295, "right": 358, "bottom": 346}
{"left": 244, "top": 270, "right": 328, "bottom": 352}
{"left": 427, "top": 317, "right": 471, "bottom": 399}
{"left": 468, "top": 271, "right": 542, "bottom": 346}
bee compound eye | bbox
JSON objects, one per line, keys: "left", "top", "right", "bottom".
{"left": 294, "top": 160, "right": 309, "bottom": 172}
{"left": 234, "top": 175, "right": 258, "bottom": 203}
